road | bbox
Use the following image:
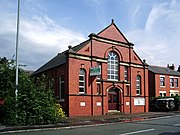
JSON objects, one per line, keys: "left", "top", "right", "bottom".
{"left": 2, "top": 115, "right": 180, "bottom": 135}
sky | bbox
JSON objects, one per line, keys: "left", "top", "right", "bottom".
{"left": 0, "top": 0, "right": 180, "bottom": 71}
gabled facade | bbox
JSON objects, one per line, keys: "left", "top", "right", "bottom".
{"left": 33, "top": 20, "right": 149, "bottom": 116}
{"left": 148, "top": 65, "right": 180, "bottom": 98}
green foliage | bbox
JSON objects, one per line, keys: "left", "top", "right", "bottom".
{"left": 0, "top": 57, "right": 66, "bottom": 125}
{"left": 174, "top": 96, "right": 180, "bottom": 102}
{"left": 0, "top": 57, "right": 15, "bottom": 99}
{"left": 55, "top": 104, "right": 67, "bottom": 122}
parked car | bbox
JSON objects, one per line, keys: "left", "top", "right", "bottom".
{"left": 155, "top": 98, "right": 175, "bottom": 111}
{"left": 150, "top": 98, "right": 176, "bottom": 111}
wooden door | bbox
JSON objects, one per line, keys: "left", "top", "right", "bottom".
{"left": 108, "top": 91, "right": 118, "bottom": 110}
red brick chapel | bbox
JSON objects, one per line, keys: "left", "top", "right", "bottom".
{"left": 33, "top": 20, "right": 149, "bottom": 116}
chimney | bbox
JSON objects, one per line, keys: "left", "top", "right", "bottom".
{"left": 167, "top": 64, "right": 175, "bottom": 70}
{"left": 68, "top": 45, "right": 74, "bottom": 53}
{"left": 178, "top": 65, "right": 180, "bottom": 72}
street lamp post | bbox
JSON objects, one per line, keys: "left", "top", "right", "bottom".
{"left": 15, "top": 0, "right": 20, "bottom": 117}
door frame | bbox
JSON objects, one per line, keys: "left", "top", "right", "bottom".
{"left": 108, "top": 87, "right": 122, "bottom": 111}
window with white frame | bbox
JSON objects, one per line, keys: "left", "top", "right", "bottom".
{"left": 159, "top": 91, "right": 166, "bottom": 97}
{"left": 107, "top": 51, "right": 119, "bottom": 80}
{"left": 97, "top": 63, "right": 101, "bottom": 80}
{"left": 79, "top": 69, "right": 86, "bottom": 94}
{"left": 170, "top": 77, "right": 174, "bottom": 87}
{"left": 160, "top": 76, "right": 165, "bottom": 87}
{"left": 175, "top": 78, "right": 178, "bottom": 87}
{"left": 136, "top": 75, "right": 141, "bottom": 95}
{"left": 170, "top": 90, "right": 179, "bottom": 96}
{"left": 124, "top": 66, "right": 128, "bottom": 81}
{"left": 59, "top": 75, "right": 65, "bottom": 101}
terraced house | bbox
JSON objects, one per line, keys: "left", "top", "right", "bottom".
{"left": 33, "top": 20, "right": 149, "bottom": 116}
{"left": 148, "top": 64, "right": 180, "bottom": 98}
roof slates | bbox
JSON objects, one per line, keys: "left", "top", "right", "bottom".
{"left": 33, "top": 40, "right": 90, "bottom": 75}
{"left": 148, "top": 65, "right": 180, "bottom": 76}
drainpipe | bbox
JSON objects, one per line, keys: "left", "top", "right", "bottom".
{"left": 101, "top": 79, "right": 104, "bottom": 115}
{"left": 129, "top": 43, "right": 133, "bottom": 113}
{"left": 122, "top": 82, "right": 125, "bottom": 113}
{"left": 143, "top": 59, "right": 146, "bottom": 112}
{"left": 90, "top": 34, "right": 93, "bottom": 115}
{"left": 66, "top": 49, "right": 70, "bottom": 116}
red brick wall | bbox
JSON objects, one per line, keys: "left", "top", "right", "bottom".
{"left": 98, "top": 24, "right": 128, "bottom": 43}
{"left": 39, "top": 43, "right": 149, "bottom": 116}
{"left": 155, "top": 74, "right": 180, "bottom": 97}
{"left": 67, "top": 35, "right": 149, "bottom": 116}
{"left": 37, "top": 23, "right": 149, "bottom": 116}
{"left": 130, "top": 66, "right": 149, "bottom": 113}
{"left": 77, "top": 39, "right": 130, "bottom": 62}
{"left": 38, "top": 64, "right": 69, "bottom": 114}
{"left": 148, "top": 71, "right": 155, "bottom": 97}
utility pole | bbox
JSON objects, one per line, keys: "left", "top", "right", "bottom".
{"left": 15, "top": 0, "right": 20, "bottom": 117}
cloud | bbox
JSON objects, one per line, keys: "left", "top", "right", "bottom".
{"left": 145, "top": 3, "right": 172, "bottom": 32}
{"left": 83, "top": 0, "right": 109, "bottom": 26}
{"left": 21, "top": 16, "right": 85, "bottom": 70}
{"left": 83, "top": 0, "right": 105, "bottom": 7}
{"left": 1, "top": 0, "right": 180, "bottom": 71}
{"left": 0, "top": 2, "right": 86, "bottom": 71}
{"left": 21, "top": 15, "right": 85, "bottom": 47}
{"left": 126, "top": 1, "right": 180, "bottom": 68}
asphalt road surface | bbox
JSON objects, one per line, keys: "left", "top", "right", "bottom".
{"left": 2, "top": 115, "right": 180, "bottom": 135}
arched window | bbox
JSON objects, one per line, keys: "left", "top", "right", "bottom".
{"left": 97, "top": 62, "right": 101, "bottom": 80}
{"left": 108, "top": 51, "right": 119, "bottom": 80}
{"left": 136, "top": 75, "right": 141, "bottom": 95}
{"left": 59, "top": 75, "right": 65, "bottom": 101}
{"left": 79, "top": 69, "right": 86, "bottom": 94}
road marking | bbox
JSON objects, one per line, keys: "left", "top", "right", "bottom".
{"left": 119, "top": 128, "right": 154, "bottom": 135}
{"left": 174, "top": 124, "right": 180, "bottom": 127}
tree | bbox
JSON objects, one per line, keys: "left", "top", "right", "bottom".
{"left": 0, "top": 57, "right": 66, "bottom": 125}
{"left": 0, "top": 57, "right": 16, "bottom": 124}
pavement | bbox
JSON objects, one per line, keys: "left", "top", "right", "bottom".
{"left": 0, "top": 111, "right": 180, "bottom": 134}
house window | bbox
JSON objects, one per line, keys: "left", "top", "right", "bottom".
{"left": 136, "top": 75, "right": 141, "bottom": 95}
{"left": 170, "top": 90, "right": 179, "bottom": 96}
{"left": 79, "top": 69, "right": 86, "bottom": 94}
{"left": 160, "top": 76, "right": 165, "bottom": 87}
{"left": 175, "top": 78, "right": 178, "bottom": 87}
{"left": 159, "top": 91, "right": 166, "bottom": 97}
{"left": 170, "top": 78, "right": 174, "bottom": 87}
{"left": 107, "top": 51, "right": 119, "bottom": 80}
{"left": 59, "top": 75, "right": 65, "bottom": 101}
{"left": 124, "top": 66, "right": 128, "bottom": 81}
{"left": 97, "top": 83, "right": 101, "bottom": 94}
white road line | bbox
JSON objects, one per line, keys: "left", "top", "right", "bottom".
{"left": 119, "top": 128, "right": 154, "bottom": 135}
{"left": 174, "top": 124, "right": 180, "bottom": 127}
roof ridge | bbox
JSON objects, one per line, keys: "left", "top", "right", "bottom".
{"left": 71, "top": 39, "right": 90, "bottom": 52}
{"left": 149, "top": 65, "right": 168, "bottom": 69}
{"left": 148, "top": 65, "right": 180, "bottom": 76}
